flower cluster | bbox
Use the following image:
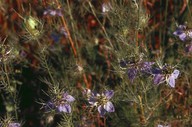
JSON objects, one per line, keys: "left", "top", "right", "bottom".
{"left": 45, "top": 92, "right": 75, "bottom": 113}
{"left": 120, "top": 59, "right": 180, "bottom": 88}
{"left": 84, "top": 89, "right": 115, "bottom": 117}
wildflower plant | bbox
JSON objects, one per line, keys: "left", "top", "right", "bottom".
{"left": 0, "top": 0, "right": 192, "bottom": 127}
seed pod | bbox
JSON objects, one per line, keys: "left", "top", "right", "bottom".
{"left": 13, "top": 9, "right": 43, "bottom": 41}
{"left": 24, "top": 16, "right": 43, "bottom": 38}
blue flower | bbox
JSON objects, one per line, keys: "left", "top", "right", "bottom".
{"left": 57, "top": 104, "right": 72, "bottom": 113}
{"left": 45, "top": 92, "right": 75, "bottom": 113}
{"left": 56, "top": 93, "right": 75, "bottom": 113}
{"left": 173, "top": 25, "right": 192, "bottom": 52}
{"left": 88, "top": 90, "right": 115, "bottom": 117}
{"left": 173, "top": 25, "right": 187, "bottom": 41}
{"left": 152, "top": 68, "right": 179, "bottom": 88}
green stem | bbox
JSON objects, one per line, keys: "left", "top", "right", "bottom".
{"left": 43, "top": 53, "right": 56, "bottom": 87}
{"left": 3, "top": 59, "right": 18, "bottom": 119}
{"left": 88, "top": 1, "right": 114, "bottom": 49}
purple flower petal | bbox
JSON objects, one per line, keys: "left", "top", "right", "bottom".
{"left": 98, "top": 105, "right": 106, "bottom": 116}
{"left": 178, "top": 25, "right": 186, "bottom": 30}
{"left": 172, "top": 69, "right": 180, "bottom": 79}
{"left": 127, "top": 68, "right": 137, "bottom": 82}
{"left": 44, "top": 9, "right": 63, "bottom": 17}
{"left": 167, "top": 69, "right": 179, "bottom": 88}
{"left": 173, "top": 25, "right": 188, "bottom": 41}
{"left": 141, "top": 62, "right": 155, "bottom": 73}
{"left": 179, "top": 33, "right": 187, "bottom": 41}
{"left": 167, "top": 75, "right": 175, "bottom": 88}
{"left": 82, "top": 88, "right": 92, "bottom": 96}
{"left": 88, "top": 96, "right": 97, "bottom": 105}
{"left": 104, "top": 101, "right": 115, "bottom": 112}
{"left": 65, "top": 95, "right": 75, "bottom": 102}
{"left": 153, "top": 74, "right": 165, "bottom": 85}
{"left": 45, "top": 101, "right": 55, "bottom": 111}
{"left": 62, "top": 93, "right": 75, "bottom": 102}
{"left": 58, "top": 104, "right": 71, "bottom": 113}
{"left": 173, "top": 25, "right": 186, "bottom": 35}
{"left": 151, "top": 67, "right": 162, "bottom": 74}
{"left": 50, "top": 10, "right": 57, "bottom": 16}
{"left": 104, "top": 90, "right": 114, "bottom": 100}
{"left": 142, "top": 62, "right": 155, "bottom": 68}
{"left": 173, "top": 30, "right": 183, "bottom": 36}
{"left": 8, "top": 123, "right": 21, "bottom": 127}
